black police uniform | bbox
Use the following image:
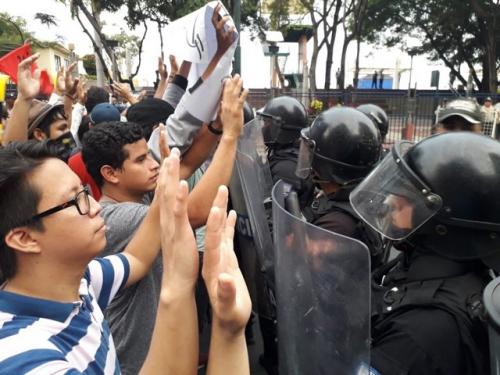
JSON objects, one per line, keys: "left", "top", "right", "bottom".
{"left": 268, "top": 144, "right": 315, "bottom": 207}
{"left": 303, "top": 187, "right": 385, "bottom": 268}
{"left": 348, "top": 133, "right": 500, "bottom": 375}
{"left": 370, "top": 250, "right": 489, "bottom": 375}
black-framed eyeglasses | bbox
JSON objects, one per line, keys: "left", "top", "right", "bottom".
{"left": 29, "top": 186, "right": 91, "bottom": 223}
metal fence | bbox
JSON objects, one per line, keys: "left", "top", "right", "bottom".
{"left": 247, "top": 89, "right": 499, "bottom": 144}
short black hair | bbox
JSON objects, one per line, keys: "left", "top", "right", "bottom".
{"left": 77, "top": 115, "right": 92, "bottom": 143}
{"left": 36, "top": 106, "right": 67, "bottom": 138}
{"left": 0, "top": 141, "right": 57, "bottom": 281}
{"left": 441, "top": 115, "right": 474, "bottom": 131}
{"left": 82, "top": 121, "right": 145, "bottom": 187}
{"left": 86, "top": 86, "right": 109, "bottom": 114}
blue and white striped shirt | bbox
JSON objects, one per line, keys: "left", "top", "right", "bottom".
{"left": 0, "top": 254, "right": 130, "bottom": 374}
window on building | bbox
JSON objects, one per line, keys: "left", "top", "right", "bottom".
{"left": 55, "top": 55, "right": 62, "bottom": 71}
{"left": 65, "top": 59, "right": 70, "bottom": 68}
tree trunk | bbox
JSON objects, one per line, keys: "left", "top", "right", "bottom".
{"left": 339, "top": 36, "right": 352, "bottom": 90}
{"left": 324, "top": 41, "right": 334, "bottom": 89}
{"left": 74, "top": 9, "right": 111, "bottom": 83}
{"left": 487, "top": 26, "right": 497, "bottom": 93}
{"left": 74, "top": 0, "right": 120, "bottom": 81}
{"left": 354, "top": 38, "right": 361, "bottom": 88}
{"left": 157, "top": 21, "right": 164, "bottom": 59}
{"left": 469, "top": 0, "right": 498, "bottom": 93}
{"left": 309, "top": 43, "right": 318, "bottom": 92}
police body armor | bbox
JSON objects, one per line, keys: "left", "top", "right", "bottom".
{"left": 371, "top": 250, "right": 489, "bottom": 374}
{"left": 272, "top": 180, "right": 371, "bottom": 374}
{"left": 303, "top": 189, "right": 386, "bottom": 268}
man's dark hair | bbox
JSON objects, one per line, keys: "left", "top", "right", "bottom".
{"left": 82, "top": 121, "right": 144, "bottom": 187}
{"left": 77, "top": 115, "right": 92, "bottom": 143}
{"left": 36, "top": 107, "right": 67, "bottom": 138}
{"left": 0, "top": 141, "right": 57, "bottom": 281}
{"left": 441, "top": 116, "right": 474, "bottom": 131}
{"left": 86, "top": 86, "right": 109, "bottom": 113}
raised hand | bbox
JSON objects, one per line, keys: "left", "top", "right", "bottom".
{"left": 202, "top": 186, "right": 252, "bottom": 334}
{"left": 211, "top": 3, "right": 236, "bottom": 57}
{"left": 158, "top": 123, "right": 170, "bottom": 162}
{"left": 76, "top": 76, "right": 88, "bottom": 105}
{"left": 157, "top": 148, "right": 199, "bottom": 298}
{"left": 64, "top": 62, "right": 79, "bottom": 98}
{"left": 112, "top": 82, "right": 137, "bottom": 104}
{"left": 17, "top": 54, "right": 41, "bottom": 100}
{"left": 158, "top": 56, "right": 168, "bottom": 82}
{"left": 55, "top": 66, "right": 66, "bottom": 95}
{"left": 220, "top": 75, "right": 249, "bottom": 140}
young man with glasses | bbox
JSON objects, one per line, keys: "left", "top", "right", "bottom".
{"left": 0, "top": 141, "right": 252, "bottom": 374}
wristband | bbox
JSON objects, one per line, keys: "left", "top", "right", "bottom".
{"left": 207, "top": 121, "right": 223, "bottom": 135}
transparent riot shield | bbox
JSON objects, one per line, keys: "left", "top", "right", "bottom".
{"left": 272, "top": 180, "right": 371, "bottom": 375}
{"left": 230, "top": 117, "right": 275, "bottom": 280}
{"left": 484, "top": 276, "right": 500, "bottom": 375}
{"left": 229, "top": 117, "right": 276, "bottom": 318}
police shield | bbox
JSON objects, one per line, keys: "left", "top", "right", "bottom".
{"left": 272, "top": 180, "right": 371, "bottom": 374}
{"left": 230, "top": 117, "right": 275, "bottom": 278}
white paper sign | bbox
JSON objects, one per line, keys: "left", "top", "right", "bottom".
{"left": 162, "top": 1, "right": 239, "bottom": 122}
{"left": 164, "top": 1, "right": 236, "bottom": 64}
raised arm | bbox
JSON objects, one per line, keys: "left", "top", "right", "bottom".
{"left": 186, "top": 75, "right": 248, "bottom": 228}
{"left": 202, "top": 186, "right": 252, "bottom": 375}
{"left": 154, "top": 56, "right": 172, "bottom": 99}
{"left": 2, "top": 54, "right": 40, "bottom": 145}
{"left": 62, "top": 62, "right": 79, "bottom": 128}
{"left": 139, "top": 149, "right": 200, "bottom": 375}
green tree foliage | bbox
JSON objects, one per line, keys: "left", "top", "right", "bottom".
{"left": 0, "top": 13, "right": 31, "bottom": 54}
{"left": 82, "top": 53, "right": 97, "bottom": 76}
{"left": 361, "top": 0, "right": 499, "bottom": 92}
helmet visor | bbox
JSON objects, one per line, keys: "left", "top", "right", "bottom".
{"left": 296, "top": 129, "right": 315, "bottom": 179}
{"left": 350, "top": 142, "right": 443, "bottom": 240}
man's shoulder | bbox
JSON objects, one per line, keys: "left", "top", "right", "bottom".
{"left": 101, "top": 200, "right": 149, "bottom": 222}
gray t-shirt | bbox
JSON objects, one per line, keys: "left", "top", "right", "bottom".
{"left": 100, "top": 196, "right": 161, "bottom": 375}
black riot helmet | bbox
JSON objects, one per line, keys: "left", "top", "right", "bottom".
{"left": 243, "top": 101, "right": 255, "bottom": 124}
{"left": 259, "top": 96, "right": 308, "bottom": 146}
{"left": 357, "top": 104, "right": 389, "bottom": 142}
{"left": 296, "top": 107, "right": 382, "bottom": 185}
{"left": 350, "top": 132, "right": 500, "bottom": 271}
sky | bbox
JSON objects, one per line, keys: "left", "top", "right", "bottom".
{"left": 0, "top": 0, "right": 458, "bottom": 90}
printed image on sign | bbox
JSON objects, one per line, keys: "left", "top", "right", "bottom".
{"left": 163, "top": 1, "right": 236, "bottom": 64}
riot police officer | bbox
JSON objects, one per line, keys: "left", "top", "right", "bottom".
{"left": 296, "top": 107, "right": 384, "bottom": 261}
{"left": 251, "top": 96, "right": 311, "bottom": 375}
{"left": 350, "top": 132, "right": 495, "bottom": 374}
{"left": 357, "top": 103, "right": 389, "bottom": 144}
{"left": 259, "top": 96, "right": 312, "bottom": 199}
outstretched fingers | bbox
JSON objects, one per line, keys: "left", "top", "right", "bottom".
{"left": 19, "top": 53, "right": 39, "bottom": 70}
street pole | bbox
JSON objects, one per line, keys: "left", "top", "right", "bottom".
{"left": 408, "top": 54, "right": 414, "bottom": 91}
{"left": 232, "top": 0, "right": 241, "bottom": 75}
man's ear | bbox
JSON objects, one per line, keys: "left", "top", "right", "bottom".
{"left": 100, "top": 165, "right": 120, "bottom": 185}
{"left": 32, "top": 128, "right": 48, "bottom": 142}
{"left": 4, "top": 227, "right": 42, "bottom": 255}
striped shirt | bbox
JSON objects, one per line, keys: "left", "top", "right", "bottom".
{"left": 0, "top": 254, "right": 130, "bottom": 374}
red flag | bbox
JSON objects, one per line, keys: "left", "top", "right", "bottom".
{"left": 0, "top": 44, "right": 54, "bottom": 95}
{"left": 0, "top": 44, "right": 31, "bottom": 82}
{"left": 39, "top": 70, "right": 54, "bottom": 95}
